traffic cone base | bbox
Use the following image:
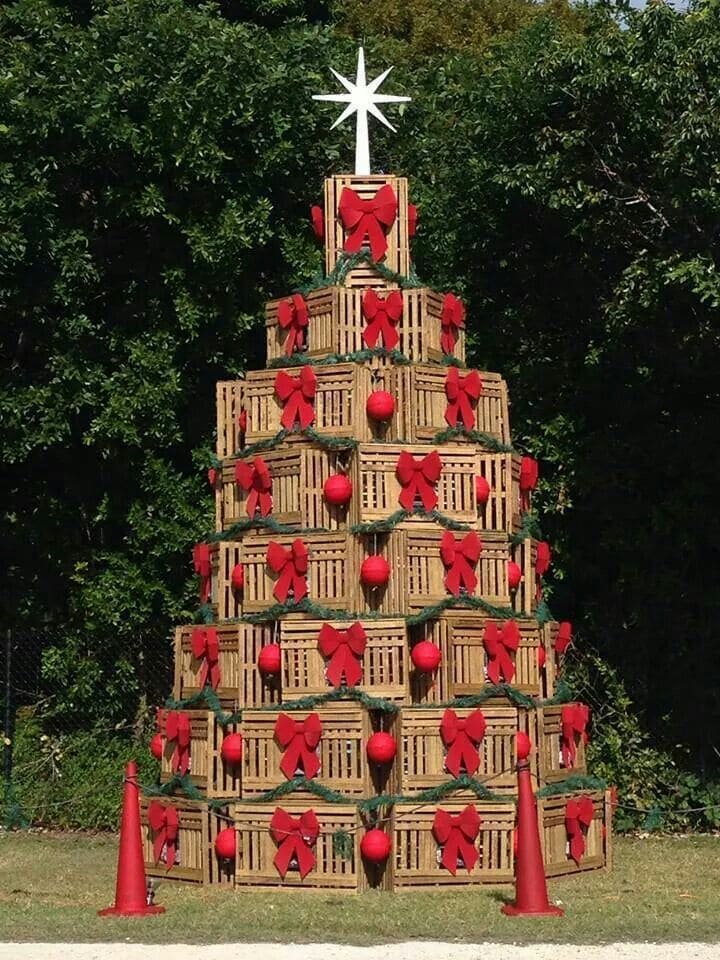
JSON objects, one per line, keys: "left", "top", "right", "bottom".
{"left": 502, "top": 902, "right": 563, "bottom": 917}
{"left": 98, "top": 904, "right": 166, "bottom": 917}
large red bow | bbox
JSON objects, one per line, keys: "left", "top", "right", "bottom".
{"left": 535, "top": 541, "right": 552, "bottom": 599}
{"left": 278, "top": 294, "right": 309, "bottom": 356}
{"left": 274, "top": 713, "right": 322, "bottom": 780}
{"left": 190, "top": 627, "right": 220, "bottom": 690}
{"left": 483, "top": 620, "right": 520, "bottom": 685}
{"left": 317, "top": 622, "right": 367, "bottom": 689}
{"left": 362, "top": 289, "right": 403, "bottom": 350}
{"left": 235, "top": 456, "right": 273, "bottom": 517}
{"left": 440, "top": 531, "right": 482, "bottom": 596}
{"left": 440, "top": 709, "right": 487, "bottom": 778}
{"left": 338, "top": 184, "right": 397, "bottom": 262}
{"left": 555, "top": 621, "right": 573, "bottom": 656}
{"left": 267, "top": 538, "right": 309, "bottom": 603}
{"left": 432, "top": 804, "right": 481, "bottom": 875}
{"left": 440, "top": 293, "right": 466, "bottom": 355}
{"left": 444, "top": 367, "right": 482, "bottom": 431}
{"left": 147, "top": 801, "right": 179, "bottom": 869}
{"left": 520, "top": 456, "right": 539, "bottom": 511}
{"left": 270, "top": 807, "right": 320, "bottom": 879}
{"left": 165, "top": 711, "right": 191, "bottom": 776}
{"left": 396, "top": 450, "right": 443, "bottom": 512}
{"left": 565, "top": 795, "right": 594, "bottom": 864}
{"left": 274, "top": 367, "right": 316, "bottom": 431}
{"left": 561, "top": 703, "right": 590, "bottom": 769}
{"left": 310, "top": 204, "right": 324, "bottom": 240}
{"left": 192, "top": 543, "right": 211, "bottom": 604}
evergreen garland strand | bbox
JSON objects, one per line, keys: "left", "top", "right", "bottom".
{"left": 350, "top": 508, "right": 471, "bottom": 535}
{"left": 536, "top": 775, "right": 608, "bottom": 798}
{"left": 293, "top": 251, "right": 424, "bottom": 296}
{"left": 433, "top": 425, "right": 516, "bottom": 454}
{"left": 268, "top": 347, "right": 412, "bottom": 369}
{"left": 163, "top": 687, "right": 242, "bottom": 727}
{"left": 510, "top": 512, "right": 543, "bottom": 545}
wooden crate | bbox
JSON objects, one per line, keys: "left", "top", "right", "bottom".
{"left": 209, "top": 541, "right": 242, "bottom": 621}
{"left": 477, "top": 452, "right": 521, "bottom": 534}
{"left": 445, "top": 613, "right": 543, "bottom": 698}
{"left": 512, "top": 537, "right": 543, "bottom": 615}
{"left": 216, "top": 380, "right": 244, "bottom": 459}
{"left": 541, "top": 621, "right": 559, "bottom": 700}
{"left": 159, "top": 710, "right": 241, "bottom": 798}
{"left": 324, "top": 174, "right": 410, "bottom": 284}
{"left": 141, "top": 797, "right": 208, "bottom": 884}
{"left": 540, "top": 790, "right": 612, "bottom": 877}
{"left": 393, "top": 799, "right": 516, "bottom": 888}
{"left": 402, "top": 365, "right": 511, "bottom": 447}
{"left": 355, "top": 531, "right": 408, "bottom": 616}
{"left": 279, "top": 618, "right": 409, "bottom": 701}
{"left": 352, "top": 443, "right": 478, "bottom": 527}
{"left": 400, "top": 706, "right": 529, "bottom": 796}
{"left": 535, "top": 704, "right": 589, "bottom": 784}
{"left": 206, "top": 806, "right": 237, "bottom": 886}
{"left": 241, "top": 703, "right": 399, "bottom": 798}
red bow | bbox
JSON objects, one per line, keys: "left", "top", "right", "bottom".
{"left": 362, "top": 289, "right": 403, "bottom": 350}
{"left": 561, "top": 703, "right": 590, "bottom": 769}
{"left": 520, "top": 456, "right": 538, "bottom": 511}
{"left": 317, "top": 622, "right": 367, "bottom": 688}
{"left": 192, "top": 543, "right": 211, "bottom": 604}
{"left": 565, "top": 796, "right": 594, "bottom": 864}
{"left": 310, "top": 204, "right": 324, "bottom": 240}
{"left": 277, "top": 294, "right": 309, "bottom": 356}
{"left": 483, "top": 620, "right": 520, "bottom": 685}
{"left": 440, "top": 709, "right": 486, "bottom": 778}
{"left": 440, "top": 531, "right": 482, "bottom": 596}
{"left": 444, "top": 367, "right": 482, "bottom": 431}
{"left": 165, "top": 711, "right": 191, "bottom": 776}
{"left": 274, "top": 367, "right": 316, "bottom": 431}
{"left": 270, "top": 807, "right": 320, "bottom": 879}
{"left": 408, "top": 203, "right": 418, "bottom": 238}
{"left": 396, "top": 450, "right": 443, "bottom": 512}
{"left": 190, "top": 627, "right": 220, "bottom": 690}
{"left": 555, "top": 621, "right": 573, "bottom": 656}
{"left": 338, "top": 184, "right": 398, "bottom": 261}
{"left": 267, "top": 538, "right": 309, "bottom": 603}
{"left": 147, "top": 801, "right": 179, "bottom": 869}
{"left": 535, "top": 541, "right": 552, "bottom": 599}
{"left": 432, "top": 805, "right": 481, "bottom": 875}
{"left": 235, "top": 456, "right": 273, "bottom": 518}
{"left": 274, "top": 713, "right": 322, "bottom": 780}
{"left": 440, "top": 293, "right": 466, "bottom": 355}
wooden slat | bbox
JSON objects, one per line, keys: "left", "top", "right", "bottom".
{"left": 140, "top": 797, "right": 208, "bottom": 884}
{"left": 539, "top": 790, "right": 610, "bottom": 877}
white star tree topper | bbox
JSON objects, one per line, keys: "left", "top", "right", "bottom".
{"left": 313, "top": 48, "right": 411, "bottom": 176}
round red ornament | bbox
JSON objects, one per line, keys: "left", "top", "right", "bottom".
{"left": 366, "top": 731, "right": 397, "bottom": 765}
{"left": 231, "top": 563, "right": 244, "bottom": 591}
{"left": 221, "top": 732, "right": 243, "bottom": 766}
{"left": 324, "top": 473, "right": 353, "bottom": 506}
{"left": 366, "top": 391, "right": 395, "bottom": 422}
{"left": 150, "top": 733, "right": 163, "bottom": 760}
{"left": 360, "top": 828, "right": 391, "bottom": 863}
{"left": 508, "top": 561, "right": 522, "bottom": 590}
{"left": 361, "top": 555, "right": 391, "bottom": 588}
{"left": 475, "top": 475, "right": 490, "bottom": 505}
{"left": 257, "top": 643, "right": 281, "bottom": 676}
{"left": 411, "top": 640, "right": 441, "bottom": 673}
{"left": 516, "top": 731, "right": 532, "bottom": 761}
{"left": 214, "top": 827, "right": 236, "bottom": 860}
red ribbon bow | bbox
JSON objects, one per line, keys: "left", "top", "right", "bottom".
{"left": 192, "top": 543, "right": 211, "bottom": 604}
{"left": 440, "top": 293, "right": 466, "bottom": 355}
{"left": 274, "top": 713, "right": 322, "bottom": 780}
{"left": 274, "top": 366, "right": 316, "bottom": 431}
{"left": 565, "top": 795, "right": 594, "bottom": 864}
{"left": 432, "top": 804, "right": 481, "bottom": 875}
{"left": 270, "top": 807, "right": 320, "bottom": 879}
{"left": 561, "top": 703, "right": 590, "bottom": 769}
{"left": 440, "top": 531, "right": 482, "bottom": 596}
{"left": 483, "top": 620, "right": 520, "bottom": 685}
{"left": 266, "top": 538, "right": 309, "bottom": 603}
{"left": 310, "top": 204, "right": 324, "bottom": 240}
{"left": 338, "top": 184, "right": 398, "bottom": 262}
{"left": 535, "top": 541, "right": 552, "bottom": 599}
{"left": 165, "top": 711, "right": 191, "bottom": 776}
{"left": 317, "top": 622, "right": 367, "bottom": 688}
{"left": 235, "top": 456, "right": 273, "bottom": 517}
{"left": 277, "top": 294, "right": 309, "bottom": 356}
{"left": 555, "top": 621, "right": 573, "bottom": 656}
{"left": 362, "top": 289, "right": 403, "bottom": 350}
{"left": 147, "top": 801, "right": 179, "bottom": 869}
{"left": 190, "top": 627, "right": 220, "bottom": 690}
{"left": 519, "top": 456, "right": 539, "bottom": 511}
{"left": 440, "top": 709, "right": 487, "bottom": 778}
{"left": 396, "top": 450, "right": 443, "bottom": 512}
{"left": 444, "top": 367, "right": 482, "bottom": 431}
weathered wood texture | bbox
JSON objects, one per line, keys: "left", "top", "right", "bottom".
{"left": 159, "top": 710, "right": 241, "bottom": 798}
{"left": 540, "top": 790, "right": 612, "bottom": 877}
{"left": 141, "top": 797, "right": 208, "bottom": 884}
{"left": 534, "top": 704, "right": 589, "bottom": 783}
{"left": 216, "top": 380, "right": 244, "bottom": 460}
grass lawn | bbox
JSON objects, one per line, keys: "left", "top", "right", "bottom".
{"left": 0, "top": 831, "right": 718, "bottom": 944}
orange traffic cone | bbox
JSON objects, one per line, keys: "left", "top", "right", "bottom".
{"left": 99, "top": 760, "right": 165, "bottom": 916}
{"left": 502, "top": 732, "right": 563, "bottom": 917}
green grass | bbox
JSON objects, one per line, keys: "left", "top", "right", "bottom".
{"left": 0, "top": 832, "right": 718, "bottom": 943}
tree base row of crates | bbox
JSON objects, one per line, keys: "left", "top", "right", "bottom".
{"left": 141, "top": 790, "right": 611, "bottom": 890}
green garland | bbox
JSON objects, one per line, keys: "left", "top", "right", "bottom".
{"left": 433, "top": 425, "right": 515, "bottom": 454}
{"left": 268, "top": 347, "right": 412, "bottom": 369}
{"left": 207, "top": 516, "right": 330, "bottom": 543}
{"left": 261, "top": 686, "right": 400, "bottom": 715}
{"left": 237, "top": 428, "right": 358, "bottom": 460}
{"left": 536, "top": 775, "right": 608, "bottom": 798}
{"left": 510, "top": 512, "right": 543, "bottom": 545}
{"left": 164, "top": 686, "right": 242, "bottom": 727}
{"left": 294, "top": 251, "right": 424, "bottom": 296}
{"left": 350, "top": 508, "right": 471, "bottom": 535}
{"left": 406, "top": 595, "right": 519, "bottom": 627}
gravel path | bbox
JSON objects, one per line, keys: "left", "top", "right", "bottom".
{"left": 1, "top": 943, "right": 719, "bottom": 960}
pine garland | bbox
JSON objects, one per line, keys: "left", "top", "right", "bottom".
{"left": 294, "top": 251, "right": 424, "bottom": 296}
{"left": 207, "top": 516, "right": 329, "bottom": 543}
{"left": 536, "top": 775, "right": 608, "bottom": 798}
{"left": 261, "top": 685, "right": 400, "bottom": 715}
{"left": 433, "top": 425, "right": 515, "bottom": 454}
{"left": 237, "top": 428, "right": 358, "bottom": 460}
{"left": 359, "top": 775, "right": 506, "bottom": 812}
{"left": 268, "top": 347, "right": 412, "bottom": 369}
{"left": 164, "top": 686, "right": 241, "bottom": 727}
{"left": 406, "top": 594, "right": 519, "bottom": 626}
{"left": 350, "top": 508, "right": 471, "bottom": 535}
{"left": 510, "top": 512, "right": 543, "bottom": 545}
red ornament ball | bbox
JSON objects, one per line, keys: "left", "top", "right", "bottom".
{"left": 516, "top": 731, "right": 532, "bottom": 761}
{"left": 150, "top": 733, "right": 164, "bottom": 761}
{"left": 221, "top": 732, "right": 243, "bottom": 766}
{"left": 366, "top": 732, "right": 397, "bottom": 765}
{"left": 411, "top": 640, "right": 442, "bottom": 673}
{"left": 508, "top": 561, "right": 522, "bottom": 590}
{"left": 257, "top": 643, "right": 281, "bottom": 676}
{"left": 324, "top": 473, "right": 353, "bottom": 506}
{"left": 366, "top": 391, "right": 395, "bottom": 422}
{"left": 231, "top": 563, "right": 244, "bottom": 591}
{"left": 207, "top": 467, "right": 218, "bottom": 488}
{"left": 360, "top": 555, "right": 391, "bottom": 588}
{"left": 361, "top": 828, "right": 392, "bottom": 863}
{"left": 475, "top": 475, "right": 491, "bottom": 505}
{"left": 214, "top": 827, "right": 236, "bottom": 860}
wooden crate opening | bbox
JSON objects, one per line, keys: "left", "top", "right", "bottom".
{"left": 356, "top": 531, "right": 407, "bottom": 616}
{"left": 216, "top": 380, "right": 244, "bottom": 460}
{"left": 540, "top": 790, "right": 611, "bottom": 877}
{"left": 477, "top": 452, "right": 521, "bottom": 534}
{"left": 535, "top": 704, "right": 589, "bottom": 784}
{"left": 173, "top": 624, "right": 242, "bottom": 706}
{"left": 141, "top": 797, "right": 208, "bottom": 884}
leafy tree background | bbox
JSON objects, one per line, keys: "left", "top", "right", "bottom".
{"left": 1, "top": 0, "right": 719, "bottom": 826}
